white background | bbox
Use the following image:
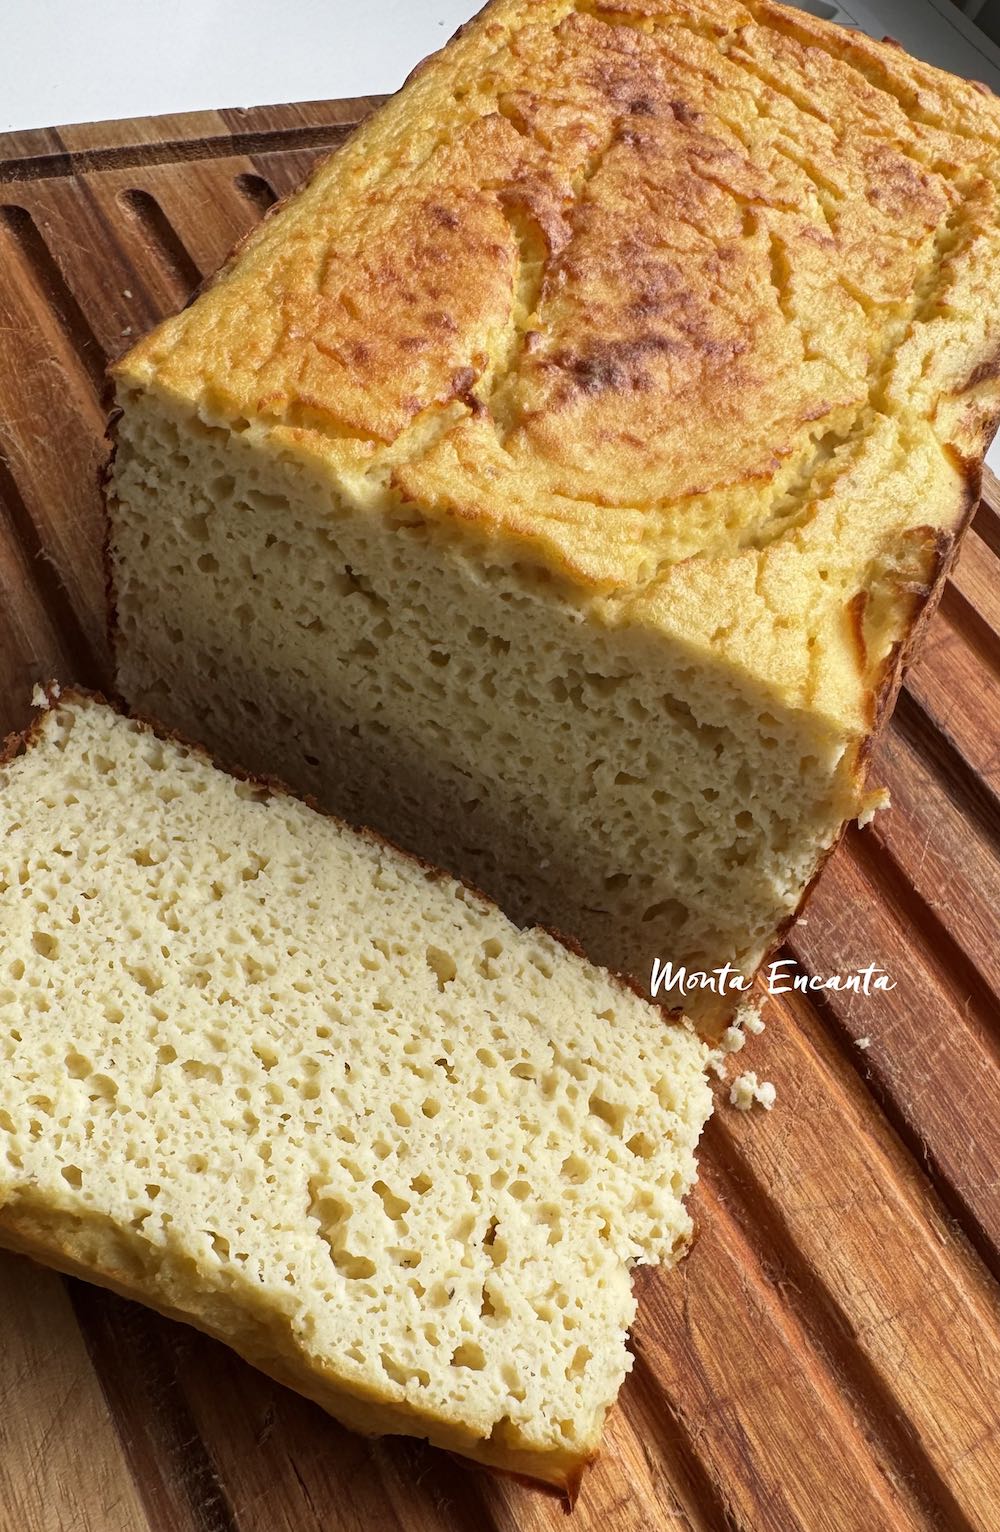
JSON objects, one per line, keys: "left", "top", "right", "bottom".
{"left": 0, "top": 0, "right": 474, "bottom": 134}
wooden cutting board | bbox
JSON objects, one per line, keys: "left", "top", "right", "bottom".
{"left": 1, "top": 97, "right": 999, "bottom": 1532}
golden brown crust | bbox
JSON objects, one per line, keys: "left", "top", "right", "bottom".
{"left": 111, "top": 0, "right": 1000, "bottom": 745}
{"left": 869, "top": 450, "right": 984, "bottom": 742}
{"left": 751, "top": 451, "right": 984, "bottom": 975}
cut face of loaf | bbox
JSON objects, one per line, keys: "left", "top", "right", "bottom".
{"left": 108, "top": 0, "right": 1000, "bottom": 1023}
{"left": 110, "top": 392, "right": 861, "bottom": 1024}
{"left": 0, "top": 691, "right": 711, "bottom": 1492}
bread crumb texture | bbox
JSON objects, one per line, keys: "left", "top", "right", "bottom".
{"left": 109, "top": 0, "right": 1000, "bottom": 1022}
{"left": 729, "top": 1071, "right": 777, "bottom": 1111}
{"left": 734, "top": 998, "right": 766, "bottom": 1035}
{"left": 118, "top": 0, "right": 1000, "bottom": 722}
{"left": 0, "top": 694, "right": 711, "bottom": 1488}
{"left": 857, "top": 787, "right": 891, "bottom": 828}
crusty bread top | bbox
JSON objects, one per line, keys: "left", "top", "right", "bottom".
{"left": 115, "top": 0, "right": 1000, "bottom": 731}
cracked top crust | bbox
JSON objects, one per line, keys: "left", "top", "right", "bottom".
{"left": 115, "top": 0, "right": 1000, "bottom": 732}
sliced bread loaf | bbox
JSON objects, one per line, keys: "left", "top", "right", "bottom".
{"left": 107, "top": 0, "right": 1000, "bottom": 1024}
{"left": 0, "top": 689, "right": 711, "bottom": 1493}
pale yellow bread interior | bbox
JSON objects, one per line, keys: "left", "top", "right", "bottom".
{"left": 0, "top": 691, "right": 711, "bottom": 1491}
{"left": 108, "top": 0, "right": 1000, "bottom": 1017}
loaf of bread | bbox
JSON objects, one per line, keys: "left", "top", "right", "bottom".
{"left": 107, "top": 0, "right": 1000, "bottom": 1021}
{"left": 0, "top": 689, "right": 710, "bottom": 1492}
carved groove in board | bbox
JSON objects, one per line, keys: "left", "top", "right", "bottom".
{"left": 118, "top": 189, "right": 203, "bottom": 304}
{"left": 234, "top": 173, "right": 279, "bottom": 214}
{"left": 0, "top": 123, "right": 361, "bottom": 186}
{"left": 0, "top": 521, "right": 78, "bottom": 703}
{"left": 287, "top": 1453, "right": 337, "bottom": 1532}
{"left": 622, "top": 1350, "right": 739, "bottom": 1532}
{"left": 974, "top": 500, "right": 1000, "bottom": 561}
{"left": 70, "top": 1283, "right": 242, "bottom": 1532}
{"left": 782, "top": 955, "right": 1000, "bottom": 1291}
{"left": 845, "top": 826, "right": 1000, "bottom": 1069}
{"left": 369, "top": 1436, "right": 505, "bottom": 1532}
{"left": 0, "top": 443, "right": 101, "bottom": 684}
{"left": 0, "top": 204, "right": 106, "bottom": 395}
{"left": 976, "top": 466, "right": 1000, "bottom": 552}
{"left": 892, "top": 690, "right": 1000, "bottom": 857}
{"left": 644, "top": 1173, "right": 910, "bottom": 1531}
{"left": 242, "top": 151, "right": 335, "bottom": 202}
{"left": 702, "top": 1117, "right": 983, "bottom": 1532}
{"left": 941, "top": 580, "right": 1000, "bottom": 681}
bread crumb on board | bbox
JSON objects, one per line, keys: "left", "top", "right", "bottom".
{"left": 857, "top": 788, "right": 891, "bottom": 828}
{"left": 708, "top": 999, "right": 768, "bottom": 1080}
{"left": 856, "top": 1036, "right": 872, "bottom": 1050}
{"left": 735, "top": 998, "right": 765, "bottom": 1035}
{"left": 730, "top": 1073, "right": 777, "bottom": 1112}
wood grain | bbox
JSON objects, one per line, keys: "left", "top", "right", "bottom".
{"left": 0, "top": 100, "right": 999, "bottom": 1532}
{"left": 0, "top": 1256, "right": 150, "bottom": 1532}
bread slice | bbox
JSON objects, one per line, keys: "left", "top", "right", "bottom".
{"left": 106, "top": 0, "right": 1000, "bottom": 1024}
{"left": 0, "top": 688, "right": 710, "bottom": 1493}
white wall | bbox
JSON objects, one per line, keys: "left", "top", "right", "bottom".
{"left": 0, "top": 0, "right": 473, "bottom": 134}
